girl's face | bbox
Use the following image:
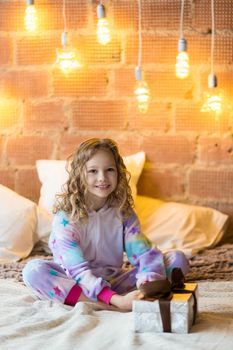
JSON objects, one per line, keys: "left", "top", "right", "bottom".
{"left": 85, "top": 149, "right": 118, "bottom": 210}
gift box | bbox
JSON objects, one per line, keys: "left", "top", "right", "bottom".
{"left": 133, "top": 283, "right": 198, "bottom": 334}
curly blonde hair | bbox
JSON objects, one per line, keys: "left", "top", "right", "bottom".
{"left": 53, "top": 138, "right": 134, "bottom": 222}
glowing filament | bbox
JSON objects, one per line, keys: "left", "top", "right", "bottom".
{"left": 134, "top": 80, "right": 150, "bottom": 114}
{"left": 55, "top": 48, "right": 82, "bottom": 76}
{"left": 176, "top": 51, "right": 189, "bottom": 79}
{"left": 97, "top": 18, "right": 111, "bottom": 45}
{"left": 24, "top": 4, "right": 37, "bottom": 32}
{"left": 201, "top": 92, "right": 222, "bottom": 116}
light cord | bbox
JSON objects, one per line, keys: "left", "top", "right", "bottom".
{"left": 137, "top": 0, "right": 142, "bottom": 68}
{"left": 62, "top": 0, "right": 67, "bottom": 32}
{"left": 210, "top": 0, "right": 215, "bottom": 74}
{"left": 179, "top": 0, "right": 185, "bottom": 38}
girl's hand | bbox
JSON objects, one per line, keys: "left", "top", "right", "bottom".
{"left": 109, "top": 290, "right": 142, "bottom": 311}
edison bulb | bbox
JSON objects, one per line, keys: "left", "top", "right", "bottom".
{"left": 201, "top": 91, "right": 223, "bottom": 121}
{"left": 96, "top": 4, "right": 111, "bottom": 45}
{"left": 55, "top": 48, "right": 82, "bottom": 76}
{"left": 134, "top": 80, "right": 150, "bottom": 114}
{"left": 24, "top": 2, "right": 37, "bottom": 32}
{"left": 97, "top": 18, "right": 111, "bottom": 45}
{"left": 176, "top": 51, "right": 189, "bottom": 79}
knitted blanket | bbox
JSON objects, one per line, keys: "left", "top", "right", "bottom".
{"left": 1, "top": 242, "right": 233, "bottom": 282}
{"left": 0, "top": 279, "right": 233, "bottom": 350}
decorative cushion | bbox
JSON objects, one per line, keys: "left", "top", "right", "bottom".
{"left": 0, "top": 184, "right": 37, "bottom": 262}
{"left": 135, "top": 195, "right": 229, "bottom": 256}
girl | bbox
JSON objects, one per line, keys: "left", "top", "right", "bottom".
{"left": 23, "top": 138, "right": 189, "bottom": 311}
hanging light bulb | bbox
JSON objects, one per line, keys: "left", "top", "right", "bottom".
{"left": 200, "top": 0, "right": 228, "bottom": 121}
{"left": 201, "top": 74, "right": 223, "bottom": 119}
{"left": 97, "top": 3, "right": 111, "bottom": 45}
{"left": 176, "top": 0, "right": 189, "bottom": 79}
{"left": 134, "top": 0, "right": 150, "bottom": 113}
{"left": 54, "top": 0, "right": 82, "bottom": 76}
{"left": 54, "top": 32, "right": 82, "bottom": 76}
{"left": 134, "top": 66, "right": 150, "bottom": 114}
{"left": 176, "top": 38, "right": 189, "bottom": 79}
{"left": 24, "top": 0, "right": 37, "bottom": 32}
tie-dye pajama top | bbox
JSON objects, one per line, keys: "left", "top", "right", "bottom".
{"left": 49, "top": 204, "right": 168, "bottom": 301}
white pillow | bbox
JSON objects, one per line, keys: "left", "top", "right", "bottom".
{"left": 135, "top": 195, "right": 229, "bottom": 257}
{"left": 36, "top": 151, "right": 145, "bottom": 218}
{"left": 0, "top": 185, "right": 37, "bottom": 262}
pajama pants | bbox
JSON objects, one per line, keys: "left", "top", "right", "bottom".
{"left": 22, "top": 250, "right": 189, "bottom": 306}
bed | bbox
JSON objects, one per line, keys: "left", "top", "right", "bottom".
{"left": 1, "top": 241, "right": 233, "bottom": 350}
{"left": 0, "top": 155, "right": 233, "bottom": 350}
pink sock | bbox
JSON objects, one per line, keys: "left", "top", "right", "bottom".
{"left": 64, "top": 284, "right": 82, "bottom": 306}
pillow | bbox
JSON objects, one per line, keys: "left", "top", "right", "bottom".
{"left": 0, "top": 185, "right": 37, "bottom": 262}
{"left": 135, "top": 195, "right": 229, "bottom": 257}
{"left": 36, "top": 151, "right": 145, "bottom": 217}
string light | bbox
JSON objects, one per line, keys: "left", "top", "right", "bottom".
{"left": 96, "top": 2, "right": 111, "bottom": 45}
{"left": 24, "top": 0, "right": 37, "bottom": 32}
{"left": 134, "top": 0, "right": 150, "bottom": 114}
{"left": 54, "top": 0, "right": 82, "bottom": 75}
{"left": 201, "top": 0, "right": 223, "bottom": 119}
{"left": 176, "top": 0, "right": 189, "bottom": 79}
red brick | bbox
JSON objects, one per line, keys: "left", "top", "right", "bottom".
{"left": 126, "top": 34, "right": 233, "bottom": 67}
{"left": 194, "top": 0, "right": 233, "bottom": 31}
{"left": 0, "top": 99, "right": 21, "bottom": 129}
{"left": 199, "top": 136, "right": 233, "bottom": 165}
{"left": 59, "top": 135, "right": 92, "bottom": 159}
{"left": 53, "top": 69, "right": 108, "bottom": 97}
{"left": 78, "top": 35, "right": 121, "bottom": 65}
{"left": 137, "top": 167, "right": 185, "bottom": 199}
{"left": 189, "top": 36, "right": 233, "bottom": 65}
{"left": 38, "top": 0, "right": 88, "bottom": 30}
{"left": 58, "top": 133, "right": 133, "bottom": 159}
{"left": 125, "top": 35, "right": 177, "bottom": 65}
{"left": 71, "top": 100, "right": 127, "bottom": 130}
{"left": 112, "top": 1, "right": 138, "bottom": 31}
{"left": 0, "top": 169, "right": 15, "bottom": 190}
{"left": 189, "top": 169, "right": 233, "bottom": 200}
{"left": 0, "top": 71, "right": 49, "bottom": 99}
{"left": 116, "top": 134, "right": 143, "bottom": 156}
{"left": 0, "top": 2, "right": 25, "bottom": 31}
{"left": 175, "top": 104, "right": 230, "bottom": 133}
{"left": 16, "top": 35, "right": 60, "bottom": 65}
{"left": 114, "top": 68, "right": 194, "bottom": 99}
{"left": 24, "top": 101, "right": 66, "bottom": 131}
{"left": 112, "top": 0, "right": 191, "bottom": 30}
{"left": 142, "top": 136, "right": 195, "bottom": 164}
{"left": 128, "top": 102, "right": 170, "bottom": 131}
{"left": 141, "top": 0, "right": 191, "bottom": 30}
{"left": 216, "top": 72, "right": 233, "bottom": 102}
{"left": 7, "top": 136, "right": 53, "bottom": 166}
{"left": 15, "top": 168, "right": 41, "bottom": 203}
{"left": 147, "top": 71, "right": 194, "bottom": 100}
{"left": 0, "top": 36, "right": 13, "bottom": 65}
{"left": 114, "top": 68, "right": 135, "bottom": 97}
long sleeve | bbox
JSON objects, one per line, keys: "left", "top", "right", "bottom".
{"left": 49, "top": 211, "right": 111, "bottom": 300}
{"left": 123, "top": 210, "right": 167, "bottom": 287}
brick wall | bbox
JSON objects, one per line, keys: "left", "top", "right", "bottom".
{"left": 0, "top": 0, "right": 233, "bottom": 234}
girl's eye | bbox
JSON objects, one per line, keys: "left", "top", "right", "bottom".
{"left": 88, "top": 169, "right": 97, "bottom": 174}
{"left": 108, "top": 168, "right": 115, "bottom": 172}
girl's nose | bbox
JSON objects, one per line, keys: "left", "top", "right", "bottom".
{"left": 98, "top": 171, "right": 106, "bottom": 181}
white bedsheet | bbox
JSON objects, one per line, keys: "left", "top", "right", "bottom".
{"left": 0, "top": 280, "right": 233, "bottom": 350}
